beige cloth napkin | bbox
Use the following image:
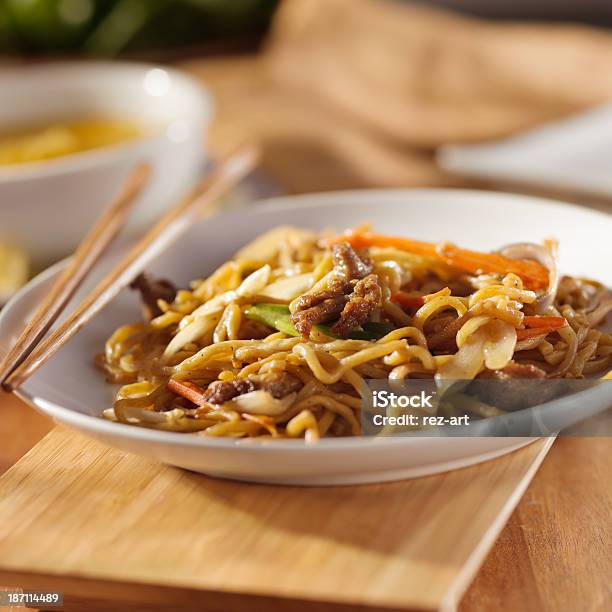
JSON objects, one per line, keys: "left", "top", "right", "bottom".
{"left": 182, "top": 0, "right": 612, "bottom": 193}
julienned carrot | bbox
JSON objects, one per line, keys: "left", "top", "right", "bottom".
{"left": 516, "top": 315, "right": 567, "bottom": 340}
{"left": 523, "top": 315, "right": 567, "bottom": 329}
{"left": 329, "top": 231, "right": 549, "bottom": 291}
{"left": 516, "top": 327, "right": 561, "bottom": 340}
{"left": 390, "top": 292, "right": 425, "bottom": 309}
{"left": 168, "top": 378, "right": 208, "bottom": 406}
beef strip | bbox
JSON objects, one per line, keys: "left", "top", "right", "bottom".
{"left": 168, "top": 373, "right": 302, "bottom": 407}
{"left": 468, "top": 362, "right": 568, "bottom": 412}
{"left": 130, "top": 273, "right": 177, "bottom": 320}
{"left": 291, "top": 295, "right": 348, "bottom": 337}
{"left": 427, "top": 312, "right": 470, "bottom": 351}
{"left": 290, "top": 242, "right": 380, "bottom": 338}
{"left": 261, "top": 374, "right": 303, "bottom": 399}
{"left": 331, "top": 242, "right": 373, "bottom": 279}
{"left": 332, "top": 274, "right": 382, "bottom": 337}
{"left": 327, "top": 381, "right": 358, "bottom": 395}
{"left": 484, "top": 363, "right": 547, "bottom": 380}
{"left": 203, "top": 379, "right": 259, "bottom": 404}
{"left": 291, "top": 276, "right": 352, "bottom": 312}
{"left": 238, "top": 319, "right": 275, "bottom": 340}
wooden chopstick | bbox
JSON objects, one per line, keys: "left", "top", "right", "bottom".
{"left": 2, "top": 144, "right": 259, "bottom": 392}
{"left": 0, "top": 163, "right": 151, "bottom": 387}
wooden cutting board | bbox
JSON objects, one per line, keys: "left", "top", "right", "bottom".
{"left": 0, "top": 426, "right": 553, "bottom": 612}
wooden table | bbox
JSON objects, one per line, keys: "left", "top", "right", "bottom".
{"left": 0, "top": 395, "right": 610, "bottom": 611}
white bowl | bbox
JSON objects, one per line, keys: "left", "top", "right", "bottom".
{"left": 0, "top": 61, "right": 212, "bottom": 266}
{"left": 1, "top": 189, "right": 610, "bottom": 485}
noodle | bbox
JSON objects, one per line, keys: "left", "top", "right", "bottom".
{"left": 97, "top": 226, "right": 612, "bottom": 440}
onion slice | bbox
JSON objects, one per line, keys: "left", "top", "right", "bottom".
{"left": 498, "top": 241, "right": 559, "bottom": 313}
{"left": 232, "top": 390, "right": 296, "bottom": 416}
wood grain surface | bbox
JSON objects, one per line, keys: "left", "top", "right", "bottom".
{"left": 461, "top": 436, "right": 612, "bottom": 612}
{"left": 2, "top": 398, "right": 610, "bottom": 611}
{"left": 0, "top": 414, "right": 554, "bottom": 612}
{"left": 0, "top": 394, "right": 52, "bottom": 474}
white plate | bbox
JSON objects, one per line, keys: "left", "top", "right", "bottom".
{"left": 438, "top": 105, "right": 612, "bottom": 200}
{"left": 1, "top": 189, "right": 611, "bottom": 485}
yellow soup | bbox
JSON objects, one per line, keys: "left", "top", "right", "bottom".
{"left": 0, "top": 118, "right": 144, "bottom": 166}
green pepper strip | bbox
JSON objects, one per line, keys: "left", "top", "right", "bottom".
{"left": 245, "top": 304, "right": 393, "bottom": 340}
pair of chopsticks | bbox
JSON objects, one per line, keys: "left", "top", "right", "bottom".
{"left": 0, "top": 144, "right": 259, "bottom": 393}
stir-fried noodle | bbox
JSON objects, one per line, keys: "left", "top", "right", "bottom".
{"left": 97, "top": 226, "right": 612, "bottom": 440}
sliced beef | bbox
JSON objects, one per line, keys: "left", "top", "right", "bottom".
{"left": 332, "top": 274, "right": 382, "bottom": 337}
{"left": 168, "top": 373, "right": 302, "bottom": 407}
{"left": 202, "top": 379, "right": 258, "bottom": 404}
{"left": 238, "top": 319, "right": 275, "bottom": 340}
{"left": 291, "top": 276, "right": 352, "bottom": 312}
{"left": 331, "top": 242, "right": 373, "bottom": 279}
{"left": 483, "top": 363, "right": 547, "bottom": 380}
{"left": 291, "top": 295, "right": 348, "bottom": 337}
{"left": 327, "top": 381, "right": 358, "bottom": 395}
{"left": 468, "top": 362, "right": 567, "bottom": 412}
{"left": 130, "top": 273, "right": 177, "bottom": 320}
{"left": 427, "top": 313, "right": 469, "bottom": 351}
{"left": 261, "top": 373, "right": 303, "bottom": 399}
{"left": 291, "top": 242, "right": 380, "bottom": 338}
{"left": 290, "top": 274, "right": 352, "bottom": 338}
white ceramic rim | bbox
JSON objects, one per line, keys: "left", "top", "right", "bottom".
{"left": 5, "top": 187, "right": 611, "bottom": 452}
{"left": 0, "top": 61, "right": 213, "bottom": 184}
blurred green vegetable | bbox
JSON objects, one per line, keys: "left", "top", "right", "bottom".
{"left": 4, "top": 0, "right": 100, "bottom": 51}
{"left": 245, "top": 304, "right": 395, "bottom": 340}
{"left": 0, "top": 0, "right": 278, "bottom": 55}
{"left": 0, "top": 3, "right": 17, "bottom": 52}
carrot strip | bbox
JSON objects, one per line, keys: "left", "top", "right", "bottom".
{"left": 523, "top": 315, "right": 567, "bottom": 329}
{"left": 516, "top": 327, "right": 561, "bottom": 340}
{"left": 329, "top": 230, "right": 549, "bottom": 291}
{"left": 168, "top": 378, "right": 208, "bottom": 406}
{"left": 390, "top": 292, "right": 425, "bottom": 309}
{"left": 243, "top": 413, "right": 279, "bottom": 436}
